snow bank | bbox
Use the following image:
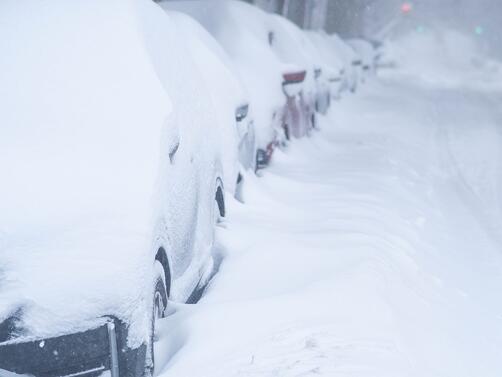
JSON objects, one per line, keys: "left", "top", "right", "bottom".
{"left": 155, "top": 77, "right": 502, "bottom": 377}
{"left": 152, "top": 25, "right": 502, "bottom": 376}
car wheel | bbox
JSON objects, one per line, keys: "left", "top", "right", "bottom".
{"left": 146, "top": 261, "right": 168, "bottom": 376}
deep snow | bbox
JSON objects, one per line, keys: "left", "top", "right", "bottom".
{"left": 154, "top": 34, "right": 502, "bottom": 377}
{"left": 0, "top": 0, "right": 244, "bottom": 349}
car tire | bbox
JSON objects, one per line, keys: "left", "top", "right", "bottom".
{"left": 146, "top": 261, "right": 168, "bottom": 376}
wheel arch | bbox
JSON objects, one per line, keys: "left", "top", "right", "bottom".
{"left": 215, "top": 177, "right": 226, "bottom": 218}
{"left": 154, "top": 247, "right": 171, "bottom": 296}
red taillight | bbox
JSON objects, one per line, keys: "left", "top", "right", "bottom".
{"left": 401, "top": 2, "right": 412, "bottom": 13}
{"left": 282, "top": 70, "right": 306, "bottom": 85}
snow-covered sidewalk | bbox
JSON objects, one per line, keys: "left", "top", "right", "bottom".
{"left": 156, "top": 75, "right": 502, "bottom": 377}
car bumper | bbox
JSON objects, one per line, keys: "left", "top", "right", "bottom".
{"left": 0, "top": 318, "right": 146, "bottom": 377}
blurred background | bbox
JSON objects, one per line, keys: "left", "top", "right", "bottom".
{"left": 242, "top": 0, "right": 501, "bottom": 58}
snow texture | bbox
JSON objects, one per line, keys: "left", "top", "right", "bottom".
{"left": 0, "top": 0, "right": 243, "bottom": 348}
{"left": 165, "top": 0, "right": 288, "bottom": 151}
{"left": 154, "top": 29, "right": 502, "bottom": 377}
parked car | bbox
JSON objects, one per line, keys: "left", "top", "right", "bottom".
{"left": 0, "top": 0, "right": 238, "bottom": 376}
{"left": 234, "top": 103, "right": 256, "bottom": 172}
{"left": 369, "top": 38, "right": 396, "bottom": 69}
{"left": 166, "top": 0, "right": 290, "bottom": 170}
{"left": 347, "top": 38, "right": 377, "bottom": 82}
{"left": 329, "top": 33, "right": 361, "bottom": 92}
{"left": 281, "top": 69, "right": 309, "bottom": 139}
{"left": 162, "top": 9, "right": 254, "bottom": 188}
{"left": 305, "top": 30, "right": 346, "bottom": 100}
{"left": 267, "top": 14, "right": 325, "bottom": 128}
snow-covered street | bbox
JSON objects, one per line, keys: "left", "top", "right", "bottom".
{"left": 156, "top": 72, "right": 502, "bottom": 376}
{"left": 3, "top": 2, "right": 502, "bottom": 376}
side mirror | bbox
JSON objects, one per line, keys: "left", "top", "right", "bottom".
{"left": 235, "top": 104, "right": 249, "bottom": 122}
{"left": 235, "top": 104, "right": 250, "bottom": 139}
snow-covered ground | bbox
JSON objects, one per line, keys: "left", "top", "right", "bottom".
{"left": 154, "top": 33, "right": 502, "bottom": 377}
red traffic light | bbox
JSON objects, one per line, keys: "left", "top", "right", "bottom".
{"left": 401, "top": 3, "right": 412, "bottom": 13}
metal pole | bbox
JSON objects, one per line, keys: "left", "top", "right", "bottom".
{"left": 107, "top": 322, "right": 120, "bottom": 377}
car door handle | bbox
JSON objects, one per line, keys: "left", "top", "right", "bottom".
{"left": 168, "top": 142, "right": 180, "bottom": 164}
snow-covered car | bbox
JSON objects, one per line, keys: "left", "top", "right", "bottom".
{"left": 160, "top": 8, "right": 256, "bottom": 178}
{"left": 305, "top": 30, "right": 346, "bottom": 100}
{"left": 281, "top": 70, "right": 309, "bottom": 139}
{"left": 0, "top": 1, "right": 238, "bottom": 376}
{"left": 329, "top": 33, "right": 361, "bottom": 92}
{"left": 369, "top": 39, "right": 396, "bottom": 69}
{"left": 267, "top": 14, "right": 326, "bottom": 125}
{"left": 234, "top": 103, "right": 256, "bottom": 172}
{"left": 165, "top": 0, "right": 289, "bottom": 170}
{"left": 347, "top": 38, "right": 377, "bottom": 81}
